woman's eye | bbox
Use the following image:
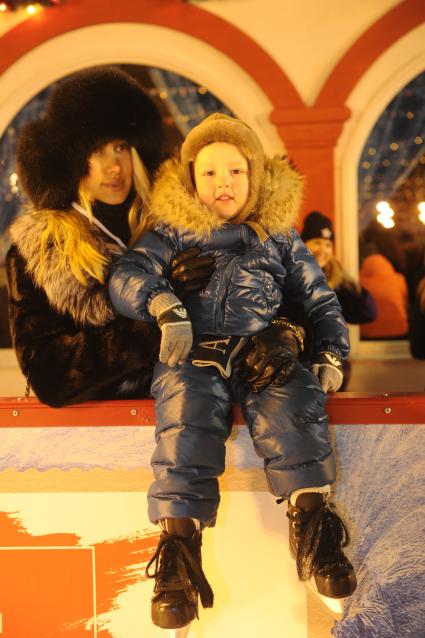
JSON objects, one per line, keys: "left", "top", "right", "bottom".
{"left": 116, "top": 142, "right": 130, "bottom": 152}
{"left": 232, "top": 168, "right": 245, "bottom": 175}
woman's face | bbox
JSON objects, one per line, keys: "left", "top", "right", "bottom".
{"left": 194, "top": 142, "right": 249, "bottom": 220}
{"left": 305, "top": 237, "right": 334, "bottom": 269}
{"left": 81, "top": 140, "right": 133, "bottom": 205}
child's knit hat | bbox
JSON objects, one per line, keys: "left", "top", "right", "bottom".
{"left": 180, "top": 113, "right": 265, "bottom": 224}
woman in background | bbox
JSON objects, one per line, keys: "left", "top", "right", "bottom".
{"left": 301, "top": 211, "right": 377, "bottom": 389}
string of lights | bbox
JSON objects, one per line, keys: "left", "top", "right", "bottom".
{"left": 358, "top": 71, "right": 425, "bottom": 233}
{"left": 0, "top": 0, "right": 63, "bottom": 13}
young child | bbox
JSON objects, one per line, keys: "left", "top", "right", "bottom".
{"left": 108, "top": 114, "right": 356, "bottom": 631}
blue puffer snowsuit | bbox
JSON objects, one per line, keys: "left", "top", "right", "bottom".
{"left": 109, "top": 156, "right": 349, "bottom": 526}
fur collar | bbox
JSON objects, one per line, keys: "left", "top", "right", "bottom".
{"left": 149, "top": 155, "right": 303, "bottom": 236}
{"left": 9, "top": 207, "right": 122, "bottom": 326}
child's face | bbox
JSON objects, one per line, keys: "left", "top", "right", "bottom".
{"left": 80, "top": 140, "right": 133, "bottom": 205}
{"left": 194, "top": 142, "right": 249, "bottom": 220}
{"left": 305, "top": 237, "right": 334, "bottom": 269}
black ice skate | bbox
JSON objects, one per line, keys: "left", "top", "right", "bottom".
{"left": 286, "top": 490, "right": 357, "bottom": 616}
{"left": 145, "top": 517, "right": 213, "bottom": 634}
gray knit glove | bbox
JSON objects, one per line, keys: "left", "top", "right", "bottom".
{"left": 311, "top": 352, "right": 344, "bottom": 393}
{"left": 149, "top": 292, "right": 193, "bottom": 367}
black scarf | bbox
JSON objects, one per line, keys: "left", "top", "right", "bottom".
{"left": 92, "top": 189, "right": 135, "bottom": 246}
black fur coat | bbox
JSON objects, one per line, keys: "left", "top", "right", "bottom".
{"left": 6, "top": 209, "right": 160, "bottom": 407}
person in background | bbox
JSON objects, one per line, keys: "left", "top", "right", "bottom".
{"left": 109, "top": 113, "right": 356, "bottom": 632}
{"left": 408, "top": 257, "right": 425, "bottom": 359}
{"left": 359, "top": 250, "right": 408, "bottom": 340}
{"left": 301, "top": 211, "right": 377, "bottom": 388}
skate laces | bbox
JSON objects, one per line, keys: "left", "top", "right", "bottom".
{"left": 145, "top": 533, "right": 214, "bottom": 609}
{"left": 290, "top": 502, "right": 350, "bottom": 582}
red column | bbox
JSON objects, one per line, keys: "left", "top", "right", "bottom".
{"left": 271, "top": 106, "right": 351, "bottom": 226}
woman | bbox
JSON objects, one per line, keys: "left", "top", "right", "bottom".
{"left": 301, "top": 211, "right": 377, "bottom": 388}
{"left": 6, "top": 66, "right": 303, "bottom": 407}
{"left": 302, "top": 212, "right": 377, "bottom": 324}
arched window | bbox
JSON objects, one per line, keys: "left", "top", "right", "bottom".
{"left": 357, "top": 70, "right": 425, "bottom": 342}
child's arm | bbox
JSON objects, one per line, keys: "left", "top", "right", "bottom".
{"left": 109, "top": 229, "right": 193, "bottom": 366}
{"left": 279, "top": 229, "right": 350, "bottom": 391}
{"left": 109, "top": 229, "right": 176, "bottom": 321}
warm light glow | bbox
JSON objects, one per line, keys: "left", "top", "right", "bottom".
{"left": 376, "top": 200, "right": 395, "bottom": 228}
{"left": 26, "top": 4, "right": 37, "bottom": 14}
{"left": 419, "top": 211, "right": 425, "bottom": 225}
{"left": 0, "top": 3, "right": 7, "bottom": 12}
{"left": 418, "top": 201, "right": 425, "bottom": 215}
{"left": 381, "top": 217, "right": 395, "bottom": 229}
{"left": 377, "top": 212, "right": 394, "bottom": 225}
{"left": 376, "top": 201, "right": 394, "bottom": 216}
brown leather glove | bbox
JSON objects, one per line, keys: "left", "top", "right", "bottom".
{"left": 170, "top": 247, "right": 215, "bottom": 299}
{"left": 237, "top": 320, "right": 305, "bottom": 393}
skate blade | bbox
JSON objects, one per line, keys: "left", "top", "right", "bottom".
{"left": 306, "top": 579, "right": 345, "bottom": 619}
{"left": 167, "top": 623, "right": 191, "bottom": 638}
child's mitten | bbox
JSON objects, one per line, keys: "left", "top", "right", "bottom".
{"left": 311, "top": 351, "right": 344, "bottom": 393}
{"left": 149, "top": 292, "right": 193, "bottom": 367}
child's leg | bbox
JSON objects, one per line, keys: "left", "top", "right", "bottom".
{"left": 240, "top": 362, "right": 356, "bottom": 603}
{"left": 240, "top": 361, "right": 335, "bottom": 498}
{"left": 148, "top": 360, "right": 233, "bottom": 526}
{"left": 146, "top": 361, "right": 232, "bottom": 629}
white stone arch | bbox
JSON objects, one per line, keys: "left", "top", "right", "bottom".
{"left": 0, "top": 22, "right": 283, "bottom": 155}
{"left": 335, "top": 22, "right": 425, "bottom": 356}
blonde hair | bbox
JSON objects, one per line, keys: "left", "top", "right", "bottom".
{"left": 35, "top": 148, "right": 152, "bottom": 285}
{"left": 323, "top": 255, "right": 361, "bottom": 293}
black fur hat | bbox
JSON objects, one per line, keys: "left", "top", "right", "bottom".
{"left": 17, "top": 66, "right": 163, "bottom": 210}
{"left": 301, "top": 211, "right": 335, "bottom": 243}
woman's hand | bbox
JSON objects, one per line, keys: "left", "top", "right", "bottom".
{"left": 170, "top": 247, "right": 215, "bottom": 299}
{"left": 237, "top": 320, "right": 305, "bottom": 393}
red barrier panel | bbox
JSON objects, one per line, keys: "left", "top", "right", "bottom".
{"left": 0, "top": 393, "right": 424, "bottom": 427}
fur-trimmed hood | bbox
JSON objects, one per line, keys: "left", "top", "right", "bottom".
{"left": 9, "top": 208, "right": 122, "bottom": 326}
{"left": 149, "top": 154, "right": 303, "bottom": 237}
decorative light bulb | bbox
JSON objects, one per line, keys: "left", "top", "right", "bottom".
{"left": 381, "top": 218, "right": 395, "bottom": 229}
{"left": 376, "top": 201, "right": 394, "bottom": 216}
